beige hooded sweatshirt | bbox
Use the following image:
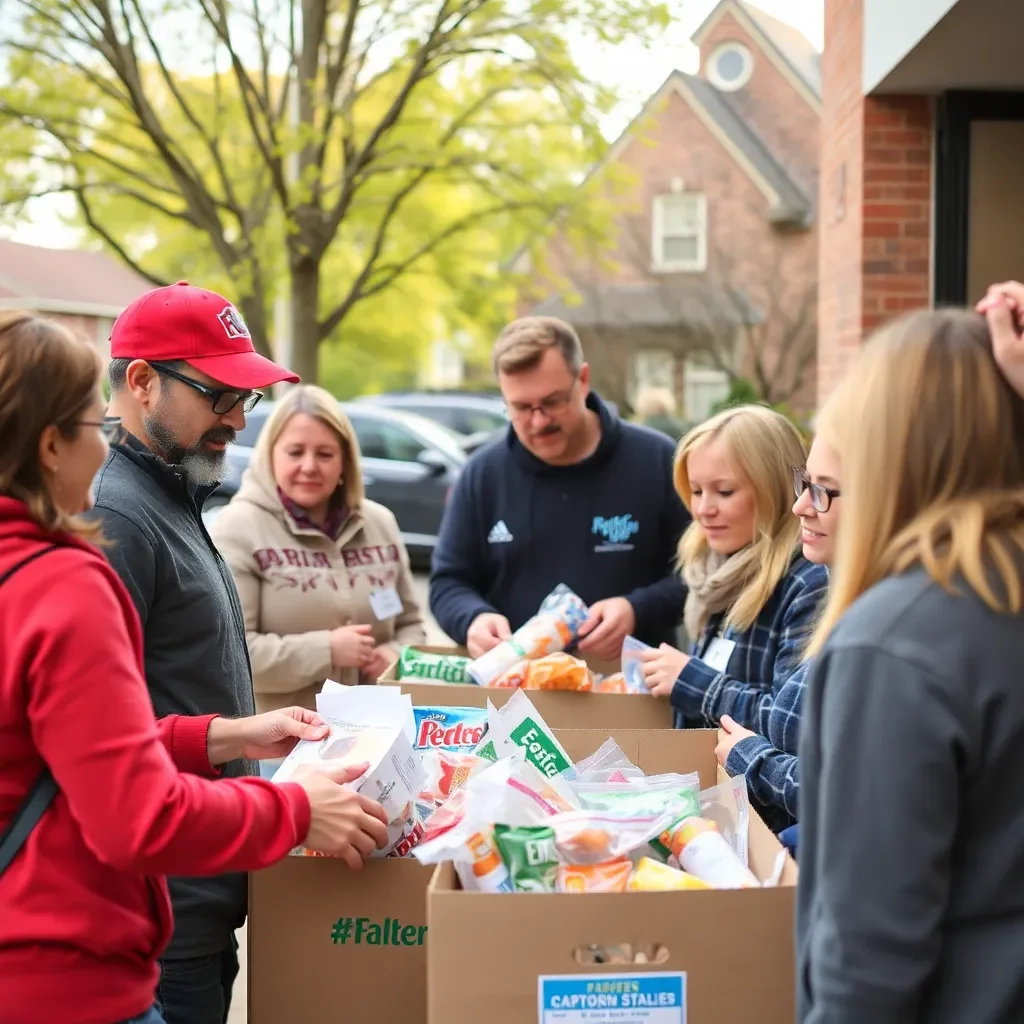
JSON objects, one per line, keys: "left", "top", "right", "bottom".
{"left": 210, "top": 436, "right": 426, "bottom": 714}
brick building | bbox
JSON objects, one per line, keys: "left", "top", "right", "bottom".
{"left": 0, "top": 239, "right": 151, "bottom": 357}
{"left": 818, "top": 0, "right": 1024, "bottom": 401}
{"left": 515, "top": 0, "right": 821, "bottom": 419}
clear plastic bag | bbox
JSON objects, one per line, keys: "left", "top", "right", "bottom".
{"left": 572, "top": 738, "right": 644, "bottom": 783}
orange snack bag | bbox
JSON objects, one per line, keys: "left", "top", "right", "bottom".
{"left": 492, "top": 652, "right": 593, "bottom": 691}
{"left": 593, "top": 672, "right": 628, "bottom": 694}
{"left": 558, "top": 858, "right": 633, "bottom": 893}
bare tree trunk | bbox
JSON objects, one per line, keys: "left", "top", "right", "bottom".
{"left": 289, "top": 258, "right": 321, "bottom": 384}
{"left": 236, "top": 293, "right": 272, "bottom": 359}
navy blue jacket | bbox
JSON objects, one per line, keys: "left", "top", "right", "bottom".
{"left": 429, "top": 393, "right": 690, "bottom": 647}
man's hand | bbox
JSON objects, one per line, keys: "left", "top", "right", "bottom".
{"left": 206, "top": 707, "right": 329, "bottom": 766}
{"left": 715, "top": 714, "right": 757, "bottom": 767}
{"left": 362, "top": 645, "right": 394, "bottom": 682}
{"left": 977, "top": 281, "right": 1024, "bottom": 399}
{"left": 640, "top": 643, "right": 690, "bottom": 698}
{"left": 577, "top": 597, "right": 636, "bottom": 661}
{"left": 466, "top": 612, "right": 512, "bottom": 659}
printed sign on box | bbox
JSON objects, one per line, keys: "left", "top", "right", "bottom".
{"left": 539, "top": 973, "right": 687, "bottom": 1023}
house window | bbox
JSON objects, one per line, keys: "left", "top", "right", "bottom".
{"left": 629, "top": 348, "right": 676, "bottom": 407}
{"left": 683, "top": 355, "right": 730, "bottom": 423}
{"left": 652, "top": 193, "right": 707, "bottom": 273}
{"left": 707, "top": 42, "right": 754, "bottom": 92}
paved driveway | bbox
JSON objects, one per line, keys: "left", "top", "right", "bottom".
{"left": 227, "top": 573, "right": 448, "bottom": 1022}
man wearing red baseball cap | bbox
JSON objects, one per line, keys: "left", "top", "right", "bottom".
{"left": 85, "top": 283, "right": 299, "bottom": 1024}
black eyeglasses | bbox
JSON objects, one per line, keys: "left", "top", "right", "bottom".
{"left": 506, "top": 378, "right": 578, "bottom": 421}
{"left": 150, "top": 362, "right": 262, "bottom": 415}
{"left": 792, "top": 466, "right": 841, "bottom": 513}
{"left": 79, "top": 416, "right": 126, "bottom": 444}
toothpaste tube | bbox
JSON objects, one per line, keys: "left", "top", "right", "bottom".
{"left": 413, "top": 706, "right": 488, "bottom": 751}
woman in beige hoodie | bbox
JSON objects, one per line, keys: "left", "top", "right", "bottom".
{"left": 211, "top": 385, "right": 426, "bottom": 718}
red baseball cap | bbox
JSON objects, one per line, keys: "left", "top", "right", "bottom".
{"left": 109, "top": 281, "right": 300, "bottom": 388}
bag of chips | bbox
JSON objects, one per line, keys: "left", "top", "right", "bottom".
{"left": 558, "top": 858, "right": 633, "bottom": 894}
{"left": 493, "top": 824, "right": 559, "bottom": 893}
{"left": 492, "top": 652, "right": 593, "bottom": 692}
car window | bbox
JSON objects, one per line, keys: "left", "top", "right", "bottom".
{"left": 349, "top": 416, "right": 426, "bottom": 462}
{"left": 458, "top": 409, "right": 508, "bottom": 434}
{"left": 237, "top": 405, "right": 272, "bottom": 448}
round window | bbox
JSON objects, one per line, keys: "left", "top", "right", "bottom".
{"left": 707, "top": 42, "right": 754, "bottom": 92}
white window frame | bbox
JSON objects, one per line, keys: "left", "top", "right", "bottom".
{"left": 651, "top": 193, "right": 708, "bottom": 273}
{"left": 706, "top": 42, "right": 755, "bottom": 92}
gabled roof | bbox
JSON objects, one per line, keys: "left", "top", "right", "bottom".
{"left": 678, "top": 72, "right": 811, "bottom": 222}
{"left": 0, "top": 239, "right": 152, "bottom": 317}
{"left": 693, "top": 0, "right": 821, "bottom": 108}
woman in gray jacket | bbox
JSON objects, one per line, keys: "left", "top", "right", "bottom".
{"left": 797, "top": 303, "right": 1024, "bottom": 1024}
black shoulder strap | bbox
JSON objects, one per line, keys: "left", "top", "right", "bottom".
{"left": 0, "top": 544, "right": 60, "bottom": 878}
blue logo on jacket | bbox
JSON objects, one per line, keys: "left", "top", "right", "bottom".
{"left": 592, "top": 514, "right": 639, "bottom": 552}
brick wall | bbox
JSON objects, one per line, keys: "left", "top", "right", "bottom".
{"left": 817, "top": 0, "right": 933, "bottom": 402}
{"left": 698, "top": 8, "right": 820, "bottom": 196}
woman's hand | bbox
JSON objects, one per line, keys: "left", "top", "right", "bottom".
{"left": 206, "top": 707, "right": 329, "bottom": 766}
{"left": 361, "top": 645, "right": 395, "bottom": 682}
{"left": 715, "top": 714, "right": 757, "bottom": 767}
{"left": 291, "top": 762, "right": 391, "bottom": 870}
{"left": 978, "top": 281, "right": 1024, "bottom": 399}
{"left": 640, "top": 643, "right": 690, "bottom": 697}
{"left": 330, "top": 624, "right": 375, "bottom": 668}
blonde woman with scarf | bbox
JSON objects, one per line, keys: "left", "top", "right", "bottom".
{"left": 641, "top": 405, "right": 828, "bottom": 730}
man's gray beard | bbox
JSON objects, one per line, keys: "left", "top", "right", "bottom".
{"left": 144, "top": 411, "right": 229, "bottom": 487}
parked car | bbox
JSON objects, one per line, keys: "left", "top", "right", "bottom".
{"left": 203, "top": 400, "right": 465, "bottom": 569}
{"left": 353, "top": 390, "right": 508, "bottom": 438}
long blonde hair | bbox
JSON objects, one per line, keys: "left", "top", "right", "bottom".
{"left": 675, "top": 404, "right": 806, "bottom": 632}
{"left": 807, "top": 308, "right": 1024, "bottom": 657}
{"left": 258, "top": 385, "right": 365, "bottom": 511}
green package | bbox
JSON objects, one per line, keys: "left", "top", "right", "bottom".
{"left": 396, "top": 647, "right": 471, "bottom": 684}
{"left": 493, "top": 825, "right": 558, "bottom": 893}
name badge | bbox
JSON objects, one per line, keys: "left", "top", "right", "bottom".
{"left": 369, "top": 587, "right": 403, "bottom": 621}
{"left": 702, "top": 637, "right": 736, "bottom": 673}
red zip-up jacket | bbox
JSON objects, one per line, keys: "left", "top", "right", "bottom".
{"left": 0, "top": 499, "right": 312, "bottom": 1024}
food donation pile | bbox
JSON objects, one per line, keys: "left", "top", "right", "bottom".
{"left": 394, "top": 584, "right": 652, "bottom": 694}
{"left": 272, "top": 685, "right": 769, "bottom": 894}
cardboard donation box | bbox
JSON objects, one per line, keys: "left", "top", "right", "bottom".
{"left": 249, "top": 858, "right": 432, "bottom": 1024}
{"left": 426, "top": 729, "right": 799, "bottom": 1024}
{"left": 379, "top": 645, "right": 673, "bottom": 730}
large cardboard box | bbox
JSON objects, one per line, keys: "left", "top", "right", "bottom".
{"left": 426, "top": 729, "right": 798, "bottom": 1024}
{"left": 249, "top": 858, "right": 434, "bottom": 1023}
{"left": 380, "top": 644, "right": 673, "bottom": 730}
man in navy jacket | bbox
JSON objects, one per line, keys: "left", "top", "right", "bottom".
{"left": 429, "top": 316, "right": 690, "bottom": 661}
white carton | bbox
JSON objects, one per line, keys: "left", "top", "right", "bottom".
{"left": 272, "top": 712, "right": 425, "bottom": 858}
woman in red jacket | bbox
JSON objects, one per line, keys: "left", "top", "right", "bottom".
{"left": 0, "top": 312, "right": 390, "bottom": 1024}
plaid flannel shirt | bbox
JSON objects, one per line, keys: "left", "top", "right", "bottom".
{"left": 670, "top": 554, "right": 828, "bottom": 733}
{"left": 725, "top": 657, "right": 811, "bottom": 823}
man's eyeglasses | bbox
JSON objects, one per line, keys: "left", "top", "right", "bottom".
{"left": 506, "top": 379, "right": 578, "bottom": 421}
{"left": 150, "top": 362, "right": 262, "bottom": 415}
{"left": 79, "top": 416, "right": 126, "bottom": 444}
{"left": 792, "top": 466, "right": 841, "bottom": 513}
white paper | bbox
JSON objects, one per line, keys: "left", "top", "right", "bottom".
{"left": 369, "top": 587, "right": 403, "bottom": 620}
{"left": 315, "top": 684, "right": 415, "bottom": 745}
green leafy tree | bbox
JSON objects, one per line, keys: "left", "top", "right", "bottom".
{"left": 0, "top": 0, "right": 669, "bottom": 383}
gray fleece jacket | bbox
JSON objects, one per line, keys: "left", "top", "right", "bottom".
{"left": 798, "top": 566, "right": 1024, "bottom": 1024}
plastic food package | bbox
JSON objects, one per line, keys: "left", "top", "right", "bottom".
{"left": 592, "top": 672, "right": 627, "bottom": 694}
{"left": 628, "top": 857, "right": 712, "bottom": 892}
{"left": 412, "top": 706, "right": 488, "bottom": 751}
{"left": 396, "top": 646, "right": 471, "bottom": 683}
{"left": 413, "top": 821, "right": 513, "bottom": 893}
{"left": 493, "top": 824, "right": 559, "bottom": 893}
{"left": 491, "top": 652, "right": 593, "bottom": 692}
{"left": 574, "top": 775, "right": 701, "bottom": 826}
{"left": 558, "top": 858, "right": 633, "bottom": 894}
{"left": 486, "top": 690, "right": 578, "bottom": 784}
{"left": 467, "top": 584, "right": 589, "bottom": 686}
{"left": 621, "top": 635, "right": 656, "bottom": 694}
{"left": 572, "top": 738, "right": 644, "bottom": 783}
{"left": 415, "top": 748, "right": 488, "bottom": 820}
{"left": 548, "top": 808, "right": 682, "bottom": 866}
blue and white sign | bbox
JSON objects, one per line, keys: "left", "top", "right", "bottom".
{"left": 538, "top": 973, "right": 687, "bottom": 1023}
